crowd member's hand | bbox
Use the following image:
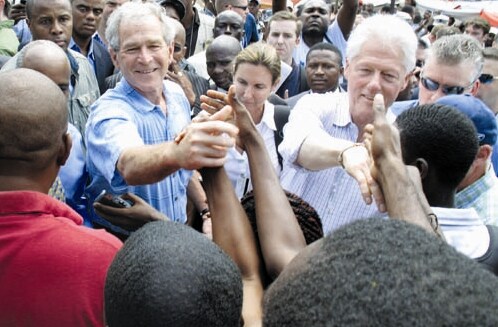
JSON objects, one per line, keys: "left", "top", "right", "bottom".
{"left": 166, "top": 64, "right": 196, "bottom": 106}
{"left": 363, "top": 94, "right": 403, "bottom": 181}
{"left": 340, "top": 139, "right": 386, "bottom": 212}
{"left": 174, "top": 109, "right": 238, "bottom": 169}
{"left": 201, "top": 86, "right": 258, "bottom": 150}
{"left": 9, "top": 3, "right": 26, "bottom": 24}
{"left": 93, "top": 193, "right": 168, "bottom": 232}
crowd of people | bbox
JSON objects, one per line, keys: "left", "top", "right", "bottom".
{"left": 1, "top": 0, "right": 498, "bottom": 325}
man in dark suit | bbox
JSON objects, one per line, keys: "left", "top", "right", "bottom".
{"left": 70, "top": 0, "right": 114, "bottom": 94}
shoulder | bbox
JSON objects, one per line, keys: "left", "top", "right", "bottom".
{"left": 69, "top": 48, "right": 87, "bottom": 62}
{"left": 199, "top": 11, "right": 214, "bottom": 27}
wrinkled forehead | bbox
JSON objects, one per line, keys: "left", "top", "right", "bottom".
{"left": 303, "top": 0, "right": 328, "bottom": 12}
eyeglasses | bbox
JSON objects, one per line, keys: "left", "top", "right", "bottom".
{"left": 479, "top": 73, "right": 498, "bottom": 85}
{"left": 420, "top": 76, "right": 474, "bottom": 95}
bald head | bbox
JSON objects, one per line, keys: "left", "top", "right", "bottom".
{"left": 214, "top": 10, "right": 244, "bottom": 40}
{"left": 171, "top": 18, "right": 186, "bottom": 63}
{"left": 17, "top": 40, "right": 71, "bottom": 98}
{"left": 207, "top": 34, "right": 242, "bottom": 55}
{"left": 0, "top": 69, "right": 69, "bottom": 186}
{"left": 206, "top": 35, "right": 241, "bottom": 89}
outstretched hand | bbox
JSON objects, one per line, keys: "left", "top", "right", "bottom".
{"left": 93, "top": 193, "right": 168, "bottom": 232}
{"left": 200, "top": 86, "right": 259, "bottom": 150}
{"left": 363, "top": 94, "right": 403, "bottom": 181}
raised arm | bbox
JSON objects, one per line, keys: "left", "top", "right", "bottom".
{"left": 202, "top": 87, "right": 307, "bottom": 279}
{"left": 201, "top": 166, "right": 264, "bottom": 327}
{"left": 363, "top": 94, "right": 444, "bottom": 239}
{"left": 335, "top": 0, "right": 358, "bottom": 40}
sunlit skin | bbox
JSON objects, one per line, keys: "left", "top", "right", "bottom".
{"left": 344, "top": 39, "right": 409, "bottom": 131}
{"left": 418, "top": 59, "right": 478, "bottom": 105}
{"left": 234, "top": 63, "right": 277, "bottom": 124}
{"left": 27, "top": 0, "right": 73, "bottom": 51}
{"left": 110, "top": 16, "right": 170, "bottom": 105}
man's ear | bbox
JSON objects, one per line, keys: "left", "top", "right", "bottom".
{"left": 343, "top": 59, "right": 350, "bottom": 80}
{"left": 470, "top": 79, "right": 480, "bottom": 96}
{"left": 56, "top": 132, "right": 72, "bottom": 167}
{"left": 109, "top": 47, "right": 120, "bottom": 70}
{"left": 413, "top": 158, "right": 428, "bottom": 180}
{"left": 477, "top": 144, "right": 492, "bottom": 162}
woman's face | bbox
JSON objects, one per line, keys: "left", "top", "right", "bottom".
{"left": 234, "top": 63, "right": 276, "bottom": 118}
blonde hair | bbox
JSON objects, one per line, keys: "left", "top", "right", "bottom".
{"left": 234, "top": 42, "right": 281, "bottom": 85}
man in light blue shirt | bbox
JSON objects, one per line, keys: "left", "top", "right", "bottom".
{"left": 85, "top": 2, "right": 237, "bottom": 232}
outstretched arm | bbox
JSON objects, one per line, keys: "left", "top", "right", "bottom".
{"left": 202, "top": 87, "right": 307, "bottom": 279}
{"left": 363, "top": 94, "right": 444, "bottom": 239}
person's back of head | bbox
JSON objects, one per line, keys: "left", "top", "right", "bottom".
{"left": 263, "top": 218, "right": 498, "bottom": 326}
{"left": 396, "top": 103, "right": 479, "bottom": 191}
{"left": 0, "top": 68, "right": 69, "bottom": 192}
{"left": 105, "top": 221, "right": 243, "bottom": 327}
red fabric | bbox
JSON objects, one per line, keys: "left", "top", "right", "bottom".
{"left": 481, "top": 9, "right": 498, "bottom": 27}
{"left": 0, "top": 191, "right": 122, "bottom": 327}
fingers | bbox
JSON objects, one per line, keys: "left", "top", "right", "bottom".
{"left": 373, "top": 93, "right": 387, "bottom": 125}
{"left": 194, "top": 120, "right": 238, "bottom": 139}
{"left": 370, "top": 180, "right": 386, "bottom": 212}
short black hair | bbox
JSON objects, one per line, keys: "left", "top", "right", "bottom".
{"left": 263, "top": 218, "right": 498, "bottom": 326}
{"left": 396, "top": 103, "right": 479, "bottom": 189}
{"left": 306, "top": 42, "right": 342, "bottom": 66}
{"left": 241, "top": 190, "right": 323, "bottom": 286}
{"left": 105, "top": 221, "right": 243, "bottom": 327}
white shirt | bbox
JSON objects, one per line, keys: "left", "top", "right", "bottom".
{"left": 434, "top": 206, "right": 490, "bottom": 259}
{"left": 225, "top": 101, "right": 280, "bottom": 199}
{"left": 293, "top": 20, "right": 347, "bottom": 68}
{"left": 279, "top": 92, "right": 382, "bottom": 233}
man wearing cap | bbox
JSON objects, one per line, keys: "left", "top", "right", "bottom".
{"left": 435, "top": 95, "right": 498, "bottom": 227}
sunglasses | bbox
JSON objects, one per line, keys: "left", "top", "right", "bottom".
{"left": 420, "top": 76, "right": 473, "bottom": 95}
{"left": 232, "top": 5, "right": 247, "bottom": 10}
{"left": 479, "top": 73, "right": 498, "bottom": 85}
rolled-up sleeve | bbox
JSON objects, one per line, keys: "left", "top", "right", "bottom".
{"left": 279, "top": 93, "right": 333, "bottom": 169}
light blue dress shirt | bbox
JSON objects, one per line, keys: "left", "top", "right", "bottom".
{"left": 85, "top": 78, "right": 192, "bottom": 231}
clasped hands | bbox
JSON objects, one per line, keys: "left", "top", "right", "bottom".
{"left": 342, "top": 94, "right": 405, "bottom": 213}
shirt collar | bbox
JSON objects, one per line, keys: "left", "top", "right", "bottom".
{"left": 69, "top": 37, "right": 95, "bottom": 62}
{"left": 259, "top": 101, "right": 276, "bottom": 131}
{"left": 0, "top": 191, "right": 83, "bottom": 225}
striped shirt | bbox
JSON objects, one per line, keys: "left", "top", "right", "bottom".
{"left": 279, "top": 92, "right": 382, "bottom": 233}
{"left": 456, "top": 164, "right": 498, "bottom": 226}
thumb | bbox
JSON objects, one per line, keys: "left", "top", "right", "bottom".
{"left": 284, "top": 89, "right": 289, "bottom": 99}
{"left": 373, "top": 93, "right": 387, "bottom": 124}
{"left": 227, "top": 85, "right": 243, "bottom": 113}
